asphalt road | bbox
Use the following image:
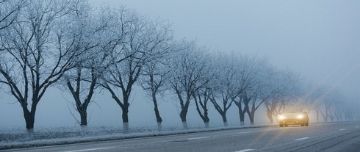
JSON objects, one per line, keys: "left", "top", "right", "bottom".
{"left": 3, "top": 122, "right": 360, "bottom": 152}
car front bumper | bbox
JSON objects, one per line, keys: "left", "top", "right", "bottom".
{"left": 280, "top": 119, "right": 307, "bottom": 125}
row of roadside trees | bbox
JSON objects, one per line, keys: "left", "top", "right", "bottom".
{"left": 0, "top": 0, "right": 357, "bottom": 131}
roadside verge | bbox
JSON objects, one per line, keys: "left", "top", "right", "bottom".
{"left": 0, "top": 124, "right": 275, "bottom": 150}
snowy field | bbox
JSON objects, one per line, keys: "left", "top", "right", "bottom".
{"left": 0, "top": 124, "right": 271, "bottom": 150}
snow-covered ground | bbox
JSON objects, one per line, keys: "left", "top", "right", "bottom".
{"left": 0, "top": 124, "right": 272, "bottom": 150}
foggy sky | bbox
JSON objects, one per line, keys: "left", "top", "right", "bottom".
{"left": 1, "top": 0, "right": 359, "bottom": 129}
{"left": 89, "top": 0, "right": 360, "bottom": 98}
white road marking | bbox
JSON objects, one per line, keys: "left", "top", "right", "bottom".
{"left": 234, "top": 149, "right": 256, "bottom": 152}
{"left": 295, "top": 137, "right": 310, "bottom": 141}
{"left": 62, "top": 146, "right": 115, "bottom": 152}
{"left": 339, "top": 128, "right": 347, "bottom": 131}
{"left": 237, "top": 131, "right": 252, "bottom": 134}
{"left": 187, "top": 136, "right": 209, "bottom": 140}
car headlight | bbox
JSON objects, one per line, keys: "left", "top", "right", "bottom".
{"left": 296, "top": 114, "right": 304, "bottom": 119}
{"left": 278, "top": 115, "right": 286, "bottom": 120}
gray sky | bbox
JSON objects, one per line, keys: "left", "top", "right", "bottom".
{"left": 89, "top": 0, "right": 360, "bottom": 98}
{"left": 1, "top": 0, "right": 359, "bottom": 129}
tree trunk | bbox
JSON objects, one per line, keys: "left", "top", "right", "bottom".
{"left": 203, "top": 114, "right": 210, "bottom": 128}
{"left": 152, "top": 93, "right": 162, "bottom": 124}
{"left": 150, "top": 91, "right": 162, "bottom": 132}
{"left": 235, "top": 101, "right": 245, "bottom": 125}
{"left": 122, "top": 106, "right": 129, "bottom": 132}
{"left": 123, "top": 122, "right": 129, "bottom": 132}
{"left": 249, "top": 114, "right": 255, "bottom": 125}
{"left": 204, "top": 116, "right": 210, "bottom": 127}
{"left": 239, "top": 112, "right": 245, "bottom": 125}
{"left": 79, "top": 110, "right": 88, "bottom": 126}
{"left": 180, "top": 109, "right": 188, "bottom": 129}
{"left": 243, "top": 99, "right": 252, "bottom": 125}
{"left": 266, "top": 110, "right": 273, "bottom": 124}
{"left": 154, "top": 107, "right": 162, "bottom": 123}
{"left": 221, "top": 113, "right": 228, "bottom": 127}
{"left": 182, "top": 121, "right": 188, "bottom": 129}
{"left": 180, "top": 110, "right": 187, "bottom": 122}
{"left": 247, "top": 109, "right": 255, "bottom": 125}
{"left": 194, "top": 98, "right": 210, "bottom": 127}
{"left": 200, "top": 113, "right": 210, "bottom": 128}
{"left": 24, "top": 114, "right": 35, "bottom": 130}
{"left": 157, "top": 122, "right": 162, "bottom": 131}
{"left": 236, "top": 104, "right": 245, "bottom": 125}
{"left": 204, "top": 122, "right": 210, "bottom": 128}
{"left": 22, "top": 107, "right": 35, "bottom": 131}
{"left": 121, "top": 94, "right": 130, "bottom": 132}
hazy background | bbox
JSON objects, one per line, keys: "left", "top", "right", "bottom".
{"left": 1, "top": 0, "right": 359, "bottom": 129}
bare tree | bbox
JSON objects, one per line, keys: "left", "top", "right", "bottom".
{"left": 209, "top": 54, "right": 240, "bottom": 126}
{"left": 232, "top": 57, "right": 280, "bottom": 126}
{"left": 243, "top": 91, "right": 263, "bottom": 125}
{"left": 0, "top": 0, "right": 83, "bottom": 130}
{"left": 263, "top": 71, "right": 293, "bottom": 123}
{"left": 209, "top": 91, "right": 234, "bottom": 127}
{"left": 63, "top": 8, "right": 119, "bottom": 126}
{"left": 306, "top": 86, "right": 327, "bottom": 122}
{"left": 169, "top": 44, "right": 209, "bottom": 129}
{"left": 234, "top": 93, "right": 251, "bottom": 125}
{"left": 232, "top": 56, "right": 259, "bottom": 125}
{"left": 193, "top": 87, "right": 211, "bottom": 128}
{"left": 141, "top": 60, "right": 169, "bottom": 130}
{"left": 190, "top": 55, "right": 214, "bottom": 128}
{"left": 102, "top": 14, "right": 172, "bottom": 131}
{"left": 239, "top": 80, "right": 263, "bottom": 125}
{"left": 259, "top": 68, "right": 302, "bottom": 124}
{"left": 308, "top": 88, "right": 356, "bottom": 122}
{"left": 318, "top": 90, "right": 343, "bottom": 122}
{"left": 140, "top": 30, "right": 173, "bottom": 130}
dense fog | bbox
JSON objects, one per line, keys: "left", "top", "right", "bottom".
{"left": 0, "top": 0, "right": 359, "bottom": 131}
